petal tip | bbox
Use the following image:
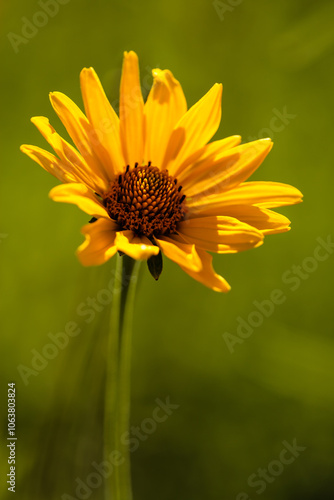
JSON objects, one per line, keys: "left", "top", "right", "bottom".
{"left": 152, "top": 68, "right": 161, "bottom": 77}
{"left": 215, "top": 280, "right": 231, "bottom": 293}
{"left": 49, "top": 92, "right": 57, "bottom": 104}
{"left": 80, "top": 67, "right": 96, "bottom": 78}
{"left": 49, "top": 91, "right": 62, "bottom": 103}
{"left": 48, "top": 186, "right": 58, "bottom": 200}
{"left": 31, "top": 115, "right": 49, "bottom": 127}
{"left": 260, "top": 138, "right": 274, "bottom": 150}
{"left": 215, "top": 83, "right": 223, "bottom": 95}
{"left": 123, "top": 50, "right": 138, "bottom": 60}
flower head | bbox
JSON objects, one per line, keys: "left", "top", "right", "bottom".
{"left": 21, "top": 51, "right": 302, "bottom": 292}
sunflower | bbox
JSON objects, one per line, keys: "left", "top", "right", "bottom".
{"left": 21, "top": 51, "right": 302, "bottom": 292}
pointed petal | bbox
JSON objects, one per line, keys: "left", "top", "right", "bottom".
{"left": 184, "top": 139, "right": 273, "bottom": 198}
{"left": 163, "top": 83, "right": 222, "bottom": 176}
{"left": 49, "top": 91, "right": 111, "bottom": 188}
{"left": 154, "top": 235, "right": 202, "bottom": 271}
{"left": 77, "top": 218, "right": 118, "bottom": 266}
{"left": 115, "top": 231, "right": 159, "bottom": 260}
{"left": 119, "top": 51, "right": 144, "bottom": 167}
{"left": 30, "top": 116, "right": 105, "bottom": 194}
{"left": 179, "top": 249, "right": 231, "bottom": 292}
{"left": 227, "top": 206, "right": 291, "bottom": 235}
{"left": 191, "top": 204, "right": 291, "bottom": 235}
{"left": 49, "top": 183, "right": 109, "bottom": 218}
{"left": 80, "top": 67, "right": 125, "bottom": 176}
{"left": 189, "top": 181, "right": 303, "bottom": 210}
{"left": 20, "top": 144, "right": 75, "bottom": 184}
{"left": 144, "top": 68, "right": 187, "bottom": 167}
{"left": 228, "top": 181, "right": 304, "bottom": 208}
{"left": 178, "top": 216, "right": 264, "bottom": 253}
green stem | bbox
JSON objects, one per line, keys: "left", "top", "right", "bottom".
{"left": 104, "top": 254, "right": 141, "bottom": 500}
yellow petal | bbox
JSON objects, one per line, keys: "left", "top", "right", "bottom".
{"left": 230, "top": 181, "right": 304, "bottom": 208}
{"left": 154, "top": 235, "right": 202, "bottom": 272}
{"left": 176, "top": 135, "right": 242, "bottom": 184}
{"left": 184, "top": 139, "right": 273, "bottom": 198}
{"left": 144, "top": 69, "right": 187, "bottom": 167}
{"left": 228, "top": 206, "right": 291, "bottom": 235}
{"left": 189, "top": 180, "right": 303, "bottom": 210}
{"left": 20, "top": 144, "right": 75, "bottom": 184}
{"left": 178, "top": 216, "right": 264, "bottom": 253}
{"left": 179, "top": 249, "right": 231, "bottom": 292}
{"left": 80, "top": 67, "right": 125, "bottom": 176}
{"left": 49, "top": 91, "right": 111, "bottom": 189}
{"left": 115, "top": 231, "right": 159, "bottom": 259}
{"left": 31, "top": 116, "right": 105, "bottom": 194}
{"left": 49, "top": 183, "right": 109, "bottom": 218}
{"left": 163, "top": 83, "right": 222, "bottom": 176}
{"left": 191, "top": 204, "right": 291, "bottom": 235}
{"left": 119, "top": 51, "right": 144, "bottom": 167}
{"left": 77, "top": 218, "right": 118, "bottom": 266}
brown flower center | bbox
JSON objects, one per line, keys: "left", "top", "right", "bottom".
{"left": 103, "top": 164, "right": 186, "bottom": 238}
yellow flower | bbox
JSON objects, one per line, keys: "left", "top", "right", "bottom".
{"left": 21, "top": 51, "right": 302, "bottom": 292}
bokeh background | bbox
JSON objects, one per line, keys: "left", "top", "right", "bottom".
{"left": 1, "top": 0, "right": 334, "bottom": 498}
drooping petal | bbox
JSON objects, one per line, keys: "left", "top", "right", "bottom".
{"left": 80, "top": 67, "right": 125, "bottom": 176}
{"left": 49, "top": 183, "right": 109, "bottom": 218}
{"left": 49, "top": 92, "right": 111, "bottom": 189}
{"left": 144, "top": 68, "right": 187, "bottom": 168}
{"left": 188, "top": 180, "right": 303, "bottom": 210}
{"left": 163, "top": 83, "right": 223, "bottom": 176}
{"left": 184, "top": 139, "right": 273, "bottom": 198}
{"left": 30, "top": 116, "right": 106, "bottom": 194}
{"left": 115, "top": 231, "right": 159, "bottom": 259}
{"left": 190, "top": 204, "right": 291, "bottom": 235}
{"left": 179, "top": 249, "right": 231, "bottom": 292}
{"left": 178, "top": 216, "right": 264, "bottom": 253}
{"left": 77, "top": 218, "right": 118, "bottom": 266}
{"left": 154, "top": 235, "right": 202, "bottom": 272}
{"left": 119, "top": 51, "right": 145, "bottom": 167}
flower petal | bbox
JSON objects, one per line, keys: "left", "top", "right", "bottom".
{"left": 179, "top": 249, "right": 231, "bottom": 292}
{"left": 77, "top": 218, "right": 118, "bottom": 266}
{"left": 30, "top": 116, "right": 105, "bottom": 194}
{"left": 20, "top": 144, "right": 76, "bottom": 184}
{"left": 49, "top": 183, "right": 109, "bottom": 218}
{"left": 191, "top": 204, "right": 291, "bottom": 235}
{"left": 178, "top": 216, "right": 264, "bottom": 253}
{"left": 115, "top": 231, "right": 159, "bottom": 260}
{"left": 163, "top": 83, "right": 223, "bottom": 176}
{"left": 144, "top": 68, "right": 187, "bottom": 167}
{"left": 231, "top": 181, "right": 304, "bottom": 208}
{"left": 49, "top": 91, "right": 110, "bottom": 189}
{"left": 80, "top": 67, "right": 125, "bottom": 176}
{"left": 184, "top": 139, "right": 273, "bottom": 198}
{"left": 189, "top": 180, "right": 303, "bottom": 210}
{"left": 154, "top": 235, "right": 202, "bottom": 272}
{"left": 176, "top": 135, "right": 242, "bottom": 184}
{"left": 119, "top": 51, "right": 145, "bottom": 167}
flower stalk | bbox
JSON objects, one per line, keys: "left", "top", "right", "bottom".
{"left": 104, "top": 254, "right": 141, "bottom": 500}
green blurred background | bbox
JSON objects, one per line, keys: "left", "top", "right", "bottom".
{"left": 1, "top": 0, "right": 334, "bottom": 498}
